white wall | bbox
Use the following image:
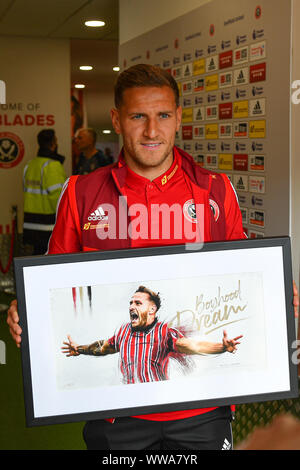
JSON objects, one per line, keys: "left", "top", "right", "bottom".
{"left": 119, "top": 0, "right": 212, "bottom": 45}
{"left": 0, "top": 37, "right": 71, "bottom": 231}
{"left": 85, "top": 89, "right": 116, "bottom": 138}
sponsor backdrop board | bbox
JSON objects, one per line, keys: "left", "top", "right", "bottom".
{"left": 119, "top": 0, "right": 291, "bottom": 238}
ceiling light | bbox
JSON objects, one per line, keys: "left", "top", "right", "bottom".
{"left": 85, "top": 20, "right": 105, "bottom": 27}
{"left": 80, "top": 65, "right": 93, "bottom": 71}
{"left": 113, "top": 66, "right": 120, "bottom": 72}
{"left": 102, "top": 130, "right": 111, "bottom": 134}
{"left": 74, "top": 84, "right": 85, "bottom": 89}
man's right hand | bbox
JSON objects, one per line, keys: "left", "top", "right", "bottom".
{"left": 7, "top": 299, "right": 22, "bottom": 348}
{"left": 61, "top": 335, "right": 80, "bottom": 356}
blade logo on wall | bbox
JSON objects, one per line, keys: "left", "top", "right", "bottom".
{"left": 0, "top": 132, "right": 24, "bottom": 169}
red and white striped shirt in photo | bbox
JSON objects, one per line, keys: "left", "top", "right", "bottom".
{"left": 108, "top": 319, "right": 184, "bottom": 384}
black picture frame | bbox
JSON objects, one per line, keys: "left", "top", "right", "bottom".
{"left": 14, "top": 237, "right": 298, "bottom": 427}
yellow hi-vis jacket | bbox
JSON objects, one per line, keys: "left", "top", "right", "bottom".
{"left": 23, "top": 156, "right": 67, "bottom": 232}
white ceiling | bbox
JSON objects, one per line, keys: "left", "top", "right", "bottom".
{"left": 0, "top": 0, "right": 119, "bottom": 137}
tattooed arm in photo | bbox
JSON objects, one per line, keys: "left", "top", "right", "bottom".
{"left": 61, "top": 335, "right": 116, "bottom": 356}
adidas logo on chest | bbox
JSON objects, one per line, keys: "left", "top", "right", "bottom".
{"left": 88, "top": 205, "right": 108, "bottom": 221}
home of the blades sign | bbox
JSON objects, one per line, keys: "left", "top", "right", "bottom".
{"left": 0, "top": 100, "right": 55, "bottom": 127}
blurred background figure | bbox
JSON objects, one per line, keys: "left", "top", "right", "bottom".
{"left": 71, "top": 94, "right": 84, "bottom": 171}
{"left": 104, "top": 146, "right": 114, "bottom": 164}
{"left": 73, "top": 128, "right": 112, "bottom": 174}
{"left": 236, "top": 413, "right": 300, "bottom": 450}
{"left": 23, "top": 129, "right": 66, "bottom": 255}
{"left": 71, "top": 95, "right": 84, "bottom": 138}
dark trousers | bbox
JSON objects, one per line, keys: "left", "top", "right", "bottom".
{"left": 23, "top": 229, "right": 51, "bottom": 255}
{"left": 83, "top": 407, "right": 233, "bottom": 450}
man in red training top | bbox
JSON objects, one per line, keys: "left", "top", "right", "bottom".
{"left": 8, "top": 63, "right": 274, "bottom": 450}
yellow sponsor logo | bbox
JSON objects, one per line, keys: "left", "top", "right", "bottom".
{"left": 182, "top": 107, "right": 193, "bottom": 123}
{"left": 249, "top": 120, "right": 266, "bottom": 138}
{"left": 161, "top": 175, "right": 167, "bottom": 185}
{"left": 233, "top": 100, "right": 249, "bottom": 118}
{"left": 205, "top": 123, "right": 218, "bottom": 139}
{"left": 218, "top": 154, "right": 233, "bottom": 170}
{"left": 177, "top": 81, "right": 182, "bottom": 97}
{"left": 205, "top": 74, "right": 218, "bottom": 91}
{"left": 161, "top": 164, "right": 178, "bottom": 185}
{"left": 83, "top": 223, "right": 109, "bottom": 230}
{"left": 193, "top": 58, "right": 205, "bottom": 75}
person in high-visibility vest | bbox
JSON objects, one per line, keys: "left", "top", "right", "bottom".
{"left": 23, "top": 129, "right": 67, "bottom": 255}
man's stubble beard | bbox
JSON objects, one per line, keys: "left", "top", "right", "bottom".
{"left": 124, "top": 139, "right": 175, "bottom": 171}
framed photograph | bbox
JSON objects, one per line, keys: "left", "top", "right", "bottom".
{"left": 14, "top": 237, "right": 298, "bottom": 427}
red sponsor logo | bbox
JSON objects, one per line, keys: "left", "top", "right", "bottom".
{"left": 234, "top": 154, "right": 248, "bottom": 171}
{"left": 182, "top": 125, "right": 193, "bottom": 140}
{"left": 194, "top": 126, "right": 204, "bottom": 138}
{"left": 250, "top": 62, "right": 266, "bottom": 83}
{"left": 255, "top": 5, "right": 262, "bottom": 19}
{"left": 235, "top": 50, "right": 242, "bottom": 61}
{"left": 220, "top": 72, "right": 232, "bottom": 86}
{"left": 219, "top": 50, "right": 233, "bottom": 69}
{"left": 182, "top": 82, "right": 192, "bottom": 93}
{"left": 219, "top": 124, "right": 231, "bottom": 137}
{"left": 219, "top": 102, "right": 232, "bottom": 119}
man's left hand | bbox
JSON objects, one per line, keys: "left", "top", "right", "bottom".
{"left": 222, "top": 330, "right": 243, "bottom": 353}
